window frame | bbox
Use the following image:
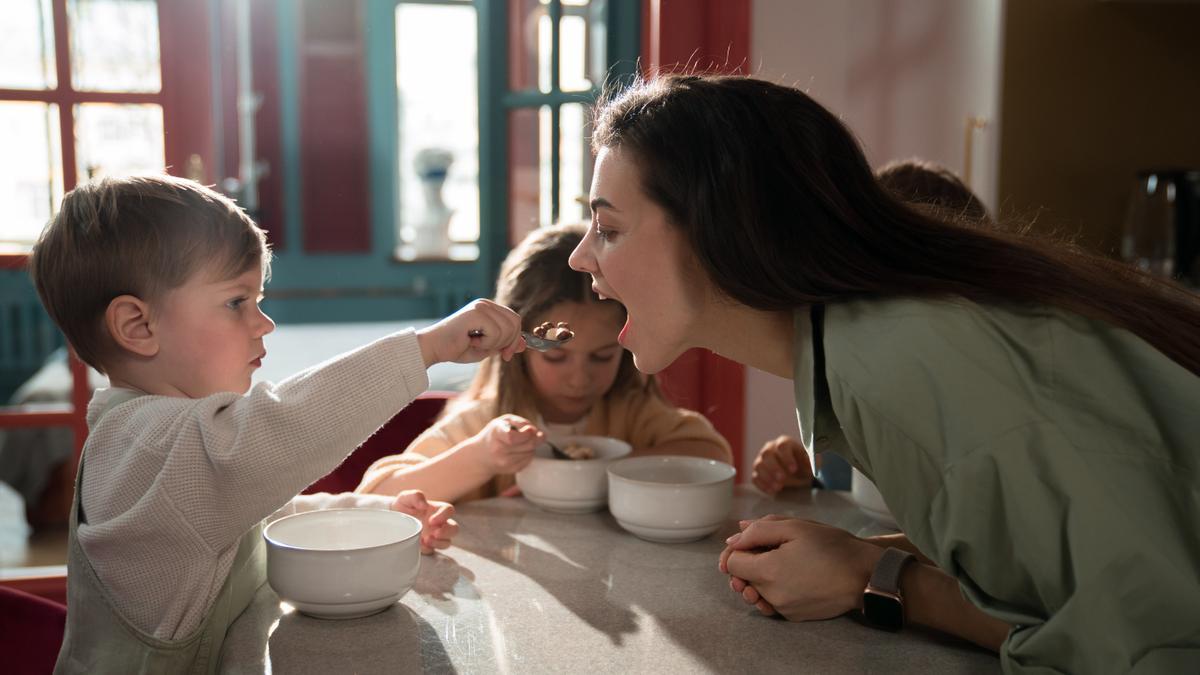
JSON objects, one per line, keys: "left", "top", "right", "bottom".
{"left": 0, "top": 0, "right": 156, "bottom": 256}
{"left": 366, "top": 0, "right": 640, "bottom": 299}
{"left": 0, "top": 0, "right": 216, "bottom": 259}
{"left": 261, "top": 0, "right": 637, "bottom": 323}
{"left": 0, "top": 0, "right": 213, "bottom": 490}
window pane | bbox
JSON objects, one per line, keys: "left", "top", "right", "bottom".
{"left": 508, "top": 0, "right": 547, "bottom": 93}
{"left": 69, "top": 0, "right": 162, "bottom": 93}
{"left": 395, "top": 3, "right": 480, "bottom": 261}
{"left": 0, "top": 102, "right": 63, "bottom": 248}
{"left": 74, "top": 103, "right": 165, "bottom": 182}
{"left": 559, "top": 11, "right": 590, "bottom": 92}
{"left": 508, "top": 107, "right": 541, "bottom": 245}
{"left": 558, "top": 102, "right": 592, "bottom": 224}
{"left": 0, "top": 0, "right": 56, "bottom": 90}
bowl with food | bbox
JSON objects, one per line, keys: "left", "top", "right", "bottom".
{"left": 515, "top": 435, "right": 633, "bottom": 513}
{"left": 263, "top": 508, "right": 422, "bottom": 619}
{"left": 606, "top": 456, "right": 736, "bottom": 543}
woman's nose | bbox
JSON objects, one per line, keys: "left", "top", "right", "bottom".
{"left": 568, "top": 237, "right": 593, "bottom": 273}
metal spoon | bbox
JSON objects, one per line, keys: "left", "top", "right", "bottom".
{"left": 503, "top": 420, "right": 572, "bottom": 459}
{"left": 467, "top": 329, "right": 574, "bottom": 352}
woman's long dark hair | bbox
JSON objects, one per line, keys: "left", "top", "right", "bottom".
{"left": 593, "top": 74, "right": 1200, "bottom": 375}
{"left": 450, "top": 223, "right": 656, "bottom": 419}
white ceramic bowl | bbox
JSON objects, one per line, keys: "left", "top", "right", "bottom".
{"left": 515, "top": 435, "right": 633, "bottom": 513}
{"left": 263, "top": 508, "right": 422, "bottom": 619}
{"left": 607, "top": 456, "right": 736, "bottom": 543}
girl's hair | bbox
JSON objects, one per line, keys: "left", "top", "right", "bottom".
{"left": 592, "top": 74, "right": 1200, "bottom": 375}
{"left": 450, "top": 222, "right": 657, "bottom": 418}
{"left": 876, "top": 158, "right": 990, "bottom": 223}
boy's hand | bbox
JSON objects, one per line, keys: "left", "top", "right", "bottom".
{"left": 390, "top": 490, "right": 458, "bottom": 554}
{"left": 418, "top": 299, "right": 526, "bottom": 367}
{"left": 473, "top": 415, "right": 543, "bottom": 476}
{"left": 751, "top": 435, "right": 815, "bottom": 494}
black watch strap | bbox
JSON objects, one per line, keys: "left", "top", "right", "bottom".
{"left": 862, "top": 547, "right": 915, "bottom": 631}
{"left": 868, "top": 547, "right": 915, "bottom": 594}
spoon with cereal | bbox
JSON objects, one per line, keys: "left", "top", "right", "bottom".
{"left": 471, "top": 321, "right": 574, "bottom": 352}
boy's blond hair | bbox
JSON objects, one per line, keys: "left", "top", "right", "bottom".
{"left": 28, "top": 174, "right": 271, "bottom": 373}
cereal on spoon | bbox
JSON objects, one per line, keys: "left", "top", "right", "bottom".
{"left": 532, "top": 321, "right": 574, "bottom": 341}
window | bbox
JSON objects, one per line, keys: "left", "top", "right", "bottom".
{"left": 394, "top": 1, "right": 481, "bottom": 261}
{"left": 386, "top": 0, "right": 639, "bottom": 271}
{"left": 0, "top": 0, "right": 168, "bottom": 252}
{"left": 504, "top": 0, "right": 605, "bottom": 249}
{"left": 260, "top": 0, "right": 638, "bottom": 321}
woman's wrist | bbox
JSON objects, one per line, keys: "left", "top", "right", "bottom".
{"left": 864, "top": 533, "right": 934, "bottom": 566}
{"left": 895, "top": 559, "right": 1009, "bottom": 651}
{"left": 851, "top": 537, "right": 887, "bottom": 611}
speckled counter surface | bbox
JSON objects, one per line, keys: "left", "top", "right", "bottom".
{"left": 220, "top": 487, "right": 1000, "bottom": 673}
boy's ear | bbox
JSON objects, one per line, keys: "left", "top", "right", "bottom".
{"left": 105, "top": 295, "right": 159, "bottom": 357}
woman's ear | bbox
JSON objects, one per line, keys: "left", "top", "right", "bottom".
{"left": 105, "top": 295, "right": 159, "bottom": 357}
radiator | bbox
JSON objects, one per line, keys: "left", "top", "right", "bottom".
{"left": 0, "top": 287, "right": 62, "bottom": 374}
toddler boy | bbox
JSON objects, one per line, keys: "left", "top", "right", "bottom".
{"left": 28, "top": 174, "right": 526, "bottom": 673}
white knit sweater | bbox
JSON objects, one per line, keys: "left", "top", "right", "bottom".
{"left": 76, "top": 330, "right": 429, "bottom": 639}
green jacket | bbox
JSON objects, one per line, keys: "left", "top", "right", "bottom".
{"left": 795, "top": 298, "right": 1200, "bottom": 674}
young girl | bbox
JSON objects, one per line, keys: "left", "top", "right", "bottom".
{"left": 356, "top": 223, "right": 732, "bottom": 504}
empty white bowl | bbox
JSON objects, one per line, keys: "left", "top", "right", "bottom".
{"left": 515, "top": 435, "right": 633, "bottom": 513}
{"left": 263, "top": 508, "right": 422, "bottom": 619}
{"left": 607, "top": 456, "right": 736, "bottom": 543}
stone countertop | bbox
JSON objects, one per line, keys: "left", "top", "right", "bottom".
{"left": 221, "top": 487, "right": 999, "bottom": 673}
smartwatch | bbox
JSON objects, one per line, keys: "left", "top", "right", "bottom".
{"left": 862, "top": 547, "right": 915, "bottom": 631}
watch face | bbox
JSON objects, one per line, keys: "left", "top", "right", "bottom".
{"left": 862, "top": 590, "right": 904, "bottom": 631}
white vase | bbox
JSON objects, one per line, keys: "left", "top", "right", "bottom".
{"left": 413, "top": 178, "right": 452, "bottom": 258}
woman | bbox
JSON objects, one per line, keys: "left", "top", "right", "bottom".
{"left": 568, "top": 74, "right": 1200, "bottom": 673}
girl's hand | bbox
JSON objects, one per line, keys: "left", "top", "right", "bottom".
{"left": 719, "top": 516, "right": 881, "bottom": 621}
{"left": 390, "top": 490, "right": 459, "bottom": 554}
{"left": 473, "top": 415, "right": 543, "bottom": 475}
{"left": 751, "top": 435, "right": 815, "bottom": 494}
{"left": 418, "top": 299, "right": 526, "bottom": 367}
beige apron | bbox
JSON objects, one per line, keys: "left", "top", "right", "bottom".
{"left": 54, "top": 390, "right": 266, "bottom": 674}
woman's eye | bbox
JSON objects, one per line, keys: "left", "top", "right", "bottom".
{"left": 541, "top": 354, "right": 566, "bottom": 364}
{"left": 590, "top": 352, "right": 618, "bottom": 363}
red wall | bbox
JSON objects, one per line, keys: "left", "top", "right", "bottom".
{"left": 642, "top": 0, "right": 751, "bottom": 474}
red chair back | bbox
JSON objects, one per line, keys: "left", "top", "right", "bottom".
{"left": 303, "top": 391, "right": 454, "bottom": 495}
{"left": 0, "top": 585, "right": 66, "bottom": 674}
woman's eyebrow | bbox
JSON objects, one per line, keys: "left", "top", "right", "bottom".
{"left": 590, "top": 197, "right": 619, "bottom": 212}
{"left": 591, "top": 343, "right": 621, "bottom": 353}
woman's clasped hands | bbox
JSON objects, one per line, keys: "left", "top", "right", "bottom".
{"left": 718, "top": 515, "right": 883, "bottom": 621}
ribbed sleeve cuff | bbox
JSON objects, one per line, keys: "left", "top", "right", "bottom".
{"left": 387, "top": 329, "right": 430, "bottom": 399}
